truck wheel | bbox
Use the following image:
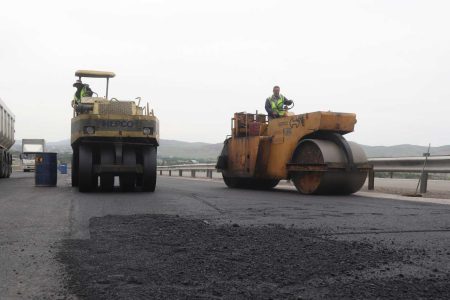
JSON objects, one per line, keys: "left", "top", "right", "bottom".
{"left": 6, "top": 154, "right": 12, "bottom": 178}
{"left": 142, "top": 146, "right": 157, "bottom": 192}
{"left": 0, "top": 150, "right": 5, "bottom": 178}
{"left": 2, "top": 151, "right": 8, "bottom": 178}
{"left": 78, "top": 144, "right": 94, "bottom": 192}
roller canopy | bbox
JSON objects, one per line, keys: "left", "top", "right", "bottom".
{"left": 75, "top": 70, "right": 116, "bottom": 78}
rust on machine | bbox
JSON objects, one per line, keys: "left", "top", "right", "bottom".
{"left": 216, "top": 109, "right": 371, "bottom": 195}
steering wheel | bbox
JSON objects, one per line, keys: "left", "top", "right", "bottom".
{"left": 284, "top": 101, "right": 295, "bottom": 110}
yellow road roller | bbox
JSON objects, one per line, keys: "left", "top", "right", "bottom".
{"left": 216, "top": 107, "right": 371, "bottom": 195}
{"left": 71, "top": 70, "right": 159, "bottom": 192}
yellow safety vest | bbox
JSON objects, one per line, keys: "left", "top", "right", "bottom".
{"left": 270, "top": 95, "right": 285, "bottom": 116}
{"left": 74, "top": 86, "right": 89, "bottom": 102}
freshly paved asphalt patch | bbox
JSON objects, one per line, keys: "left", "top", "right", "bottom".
{"left": 58, "top": 214, "right": 450, "bottom": 300}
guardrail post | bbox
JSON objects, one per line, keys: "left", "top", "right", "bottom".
{"left": 191, "top": 170, "right": 196, "bottom": 178}
{"left": 207, "top": 170, "right": 213, "bottom": 179}
{"left": 420, "top": 172, "right": 428, "bottom": 193}
{"left": 368, "top": 169, "right": 375, "bottom": 190}
{"left": 179, "top": 170, "right": 183, "bottom": 177}
{"left": 169, "top": 170, "right": 172, "bottom": 176}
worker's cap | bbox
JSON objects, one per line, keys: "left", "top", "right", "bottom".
{"left": 73, "top": 80, "right": 83, "bottom": 87}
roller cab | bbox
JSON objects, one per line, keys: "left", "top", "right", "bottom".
{"left": 70, "top": 70, "right": 159, "bottom": 192}
{"left": 217, "top": 111, "right": 371, "bottom": 195}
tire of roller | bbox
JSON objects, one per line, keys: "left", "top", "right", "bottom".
{"left": 100, "top": 146, "right": 115, "bottom": 192}
{"left": 71, "top": 148, "right": 79, "bottom": 187}
{"left": 78, "top": 144, "right": 94, "bottom": 192}
{"left": 142, "top": 146, "right": 157, "bottom": 192}
{"left": 120, "top": 148, "right": 136, "bottom": 191}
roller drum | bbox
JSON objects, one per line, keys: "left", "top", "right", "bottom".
{"left": 292, "top": 139, "right": 368, "bottom": 195}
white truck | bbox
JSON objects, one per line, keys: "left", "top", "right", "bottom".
{"left": 0, "top": 98, "right": 15, "bottom": 178}
{"left": 21, "top": 139, "right": 45, "bottom": 172}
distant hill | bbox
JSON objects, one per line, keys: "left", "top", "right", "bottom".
{"left": 362, "top": 144, "right": 450, "bottom": 158}
{"left": 158, "top": 139, "right": 223, "bottom": 159}
{"left": 11, "top": 139, "right": 450, "bottom": 159}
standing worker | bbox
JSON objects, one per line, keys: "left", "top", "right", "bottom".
{"left": 265, "top": 86, "right": 293, "bottom": 119}
{"left": 73, "top": 80, "right": 93, "bottom": 103}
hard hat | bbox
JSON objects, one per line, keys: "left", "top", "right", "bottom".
{"left": 73, "top": 80, "right": 83, "bottom": 87}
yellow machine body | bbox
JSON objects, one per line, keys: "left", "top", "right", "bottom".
{"left": 70, "top": 70, "right": 159, "bottom": 192}
{"left": 71, "top": 100, "right": 159, "bottom": 144}
{"left": 217, "top": 111, "right": 370, "bottom": 195}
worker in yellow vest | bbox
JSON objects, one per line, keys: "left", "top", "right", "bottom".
{"left": 73, "top": 80, "right": 93, "bottom": 103}
{"left": 265, "top": 86, "right": 293, "bottom": 119}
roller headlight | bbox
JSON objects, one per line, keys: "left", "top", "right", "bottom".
{"left": 143, "top": 127, "right": 153, "bottom": 135}
{"left": 84, "top": 126, "right": 95, "bottom": 134}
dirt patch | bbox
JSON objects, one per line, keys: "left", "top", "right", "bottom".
{"left": 58, "top": 214, "right": 450, "bottom": 299}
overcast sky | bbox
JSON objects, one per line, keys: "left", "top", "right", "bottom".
{"left": 0, "top": 0, "right": 449, "bottom": 146}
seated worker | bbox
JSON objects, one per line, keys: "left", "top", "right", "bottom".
{"left": 73, "top": 80, "right": 93, "bottom": 103}
{"left": 265, "top": 85, "right": 293, "bottom": 119}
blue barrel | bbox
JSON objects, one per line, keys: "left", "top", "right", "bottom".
{"left": 35, "top": 153, "right": 57, "bottom": 187}
{"left": 59, "top": 163, "right": 67, "bottom": 174}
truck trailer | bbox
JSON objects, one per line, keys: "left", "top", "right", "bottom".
{"left": 0, "top": 98, "right": 15, "bottom": 178}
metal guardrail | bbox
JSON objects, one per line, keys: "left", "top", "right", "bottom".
{"left": 367, "top": 156, "right": 450, "bottom": 193}
{"left": 158, "top": 164, "right": 215, "bottom": 171}
{"left": 158, "top": 164, "right": 216, "bottom": 178}
{"left": 158, "top": 156, "right": 450, "bottom": 193}
{"left": 369, "top": 156, "right": 450, "bottom": 173}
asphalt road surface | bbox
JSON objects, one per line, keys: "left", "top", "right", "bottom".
{"left": 1, "top": 172, "right": 450, "bottom": 299}
{"left": 166, "top": 170, "right": 450, "bottom": 199}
